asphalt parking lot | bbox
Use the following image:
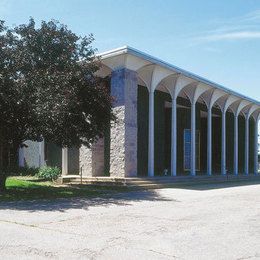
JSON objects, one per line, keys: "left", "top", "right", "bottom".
{"left": 0, "top": 182, "right": 259, "bottom": 259}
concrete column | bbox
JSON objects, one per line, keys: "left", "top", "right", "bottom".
{"left": 254, "top": 119, "right": 259, "bottom": 175}
{"left": 62, "top": 147, "right": 68, "bottom": 175}
{"left": 171, "top": 97, "right": 177, "bottom": 176}
{"left": 207, "top": 106, "right": 212, "bottom": 175}
{"left": 233, "top": 115, "right": 239, "bottom": 175}
{"left": 148, "top": 90, "right": 155, "bottom": 177}
{"left": 191, "top": 102, "right": 196, "bottom": 176}
{"left": 110, "top": 68, "right": 138, "bottom": 177}
{"left": 18, "top": 146, "right": 25, "bottom": 167}
{"left": 244, "top": 117, "right": 249, "bottom": 175}
{"left": 221, "top": 110, "right": 226, "bottom": 175}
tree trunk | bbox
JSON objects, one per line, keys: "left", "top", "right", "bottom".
{"left": 0, "top": 173, "right": 7, "bottom": 192}
{"left": 0, "top": 142, "right": 7, "bottom": 192}
{"left": 0, "top": 141, "right": 20, "bottom": 192}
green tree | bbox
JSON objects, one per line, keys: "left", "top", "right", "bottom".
{"left": 0, "top": 19, "right": 112, "bottom": 191}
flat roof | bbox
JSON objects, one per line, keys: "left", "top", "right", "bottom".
{"left": 99, "top": 46, "right": 260, "bottom": 106}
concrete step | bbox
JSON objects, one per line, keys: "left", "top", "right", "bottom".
{"left": 58, "top": 174, "right": 260, "bottom": 188}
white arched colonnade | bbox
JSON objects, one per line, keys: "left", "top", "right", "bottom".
{"left": 85, "top": 46, "right": 260, "bottom": 177}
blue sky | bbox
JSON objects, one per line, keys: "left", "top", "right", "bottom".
{"left": 1, "top": 0, "right": 260, "bottom": 101}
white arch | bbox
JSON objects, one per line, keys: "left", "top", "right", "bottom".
{"left": 202, "top": 89, "right": 226, "bottom": 110}
{"left": 150, "top": 66, "right": 176, "bottom": 93}
{"left": 214, "top": 95, "right": 240, "bottom": 175}
{"left": 216, "top": 95, "right": 240, "bottom": 113}
{"left": 230, "top": 100, "right": 251, "bottom": 117}
{"left": 145, "top": 65, "right": 175, "bottom": 176}
{"left": 146, "top": 72, "right": 194, "bottom": 176}
{"left": 161, "top": 75, "right": 198, "bottom": 176}
{"left": 252, "top": 109, "right": 260, "bottom": 122}
{"left": 137, "top": 64, "right": 155, "bottom": 89}
{"left": 200, "top": 89, "right": 226, "bottom": 175}
{"left": 184, "top": 83, "right": 211, "bottom": 175}
{"left": 163, "top": 74, "right": 195, "bottom": 99}
{"left": 228, "top": 100, "right": 251, "bottom": 175}
{"left": 241, "top": 104, "right": 260, "bottom": 174}
{"left": 242, "top": 104, "right": 260, "bottom": 119}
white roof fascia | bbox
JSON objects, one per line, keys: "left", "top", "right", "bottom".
{"left": 98, "top": 46, "right": 260, "bottom": 106}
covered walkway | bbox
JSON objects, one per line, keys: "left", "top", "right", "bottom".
{"left": 59, "top": 46, "right": 260, "bottom": 178}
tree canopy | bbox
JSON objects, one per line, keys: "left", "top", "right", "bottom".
{"left": 0, "top": 18, "right": 112, "bottom": 151}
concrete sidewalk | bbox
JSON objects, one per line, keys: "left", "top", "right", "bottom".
{"left": 0, "top": 182, "right": 259, "bottom": 259}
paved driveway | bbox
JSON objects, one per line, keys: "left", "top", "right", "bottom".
{"left": 0, "top": 182, "right": 260, "bottom": 260}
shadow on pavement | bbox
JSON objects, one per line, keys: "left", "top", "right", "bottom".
{"left": 0, "top": 189, "right": 175, "bottom": 212}
{"left": 1, "top": 180, "right": 259, "bottom": 212}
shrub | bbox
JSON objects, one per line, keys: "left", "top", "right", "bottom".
{"left": 37, "top": 166, "right": 61, "bottom": 181}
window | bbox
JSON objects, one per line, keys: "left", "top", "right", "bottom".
{"left": 183, "top": 129, "right": 200, "bottom": 171}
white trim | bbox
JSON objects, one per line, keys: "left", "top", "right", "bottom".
{"left": 99, "top": 46, "right": 260, "bottom": 107}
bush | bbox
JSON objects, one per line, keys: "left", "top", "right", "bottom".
{"left": 36, "top": 167, "right": 61, "bottom": 181}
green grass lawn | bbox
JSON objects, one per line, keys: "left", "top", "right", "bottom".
{"left": 2, "top": 176, "right": 260, "bottom": 202}
{"left": 0, "top": 177, "right": 127, "bottom": 202}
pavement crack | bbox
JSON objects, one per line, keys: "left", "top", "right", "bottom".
{"left": 0, "top": 219, "right": 90, "bottom": 239}
{"left": 0, "top": 219, "right": 37, "bottom": 228}
{"left": 148, "top": 249, "right": 179, "bottom": 259}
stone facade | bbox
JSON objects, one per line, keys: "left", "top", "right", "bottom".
{"left": 110, "top": 68, "right": 138, "bottom": 177}
{"left": 110, "top": 107, "right": 125, "bottom": 177}
{"left": 79, "top": 138, "right": 104, "bottom": 177}
{"left": 92, "top": 138, "right": 105, "bottom": 176}
{"left": 79, "top": 145, "right": 92, "bottom": 176}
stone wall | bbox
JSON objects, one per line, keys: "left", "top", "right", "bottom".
{"left": 76, "top": 68, "right": 138, "bottom": 178}
{"left": 110, "top": 107, "right": 125, "bottom": 177}
{"left": 79, "top": 138, "right": 104, "bottom": 177}
{"left": 79, "top": 145, "right": 92, "bottom": 177}
{"left": 110, "top": 68, "right": 138, "bottom": 177}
